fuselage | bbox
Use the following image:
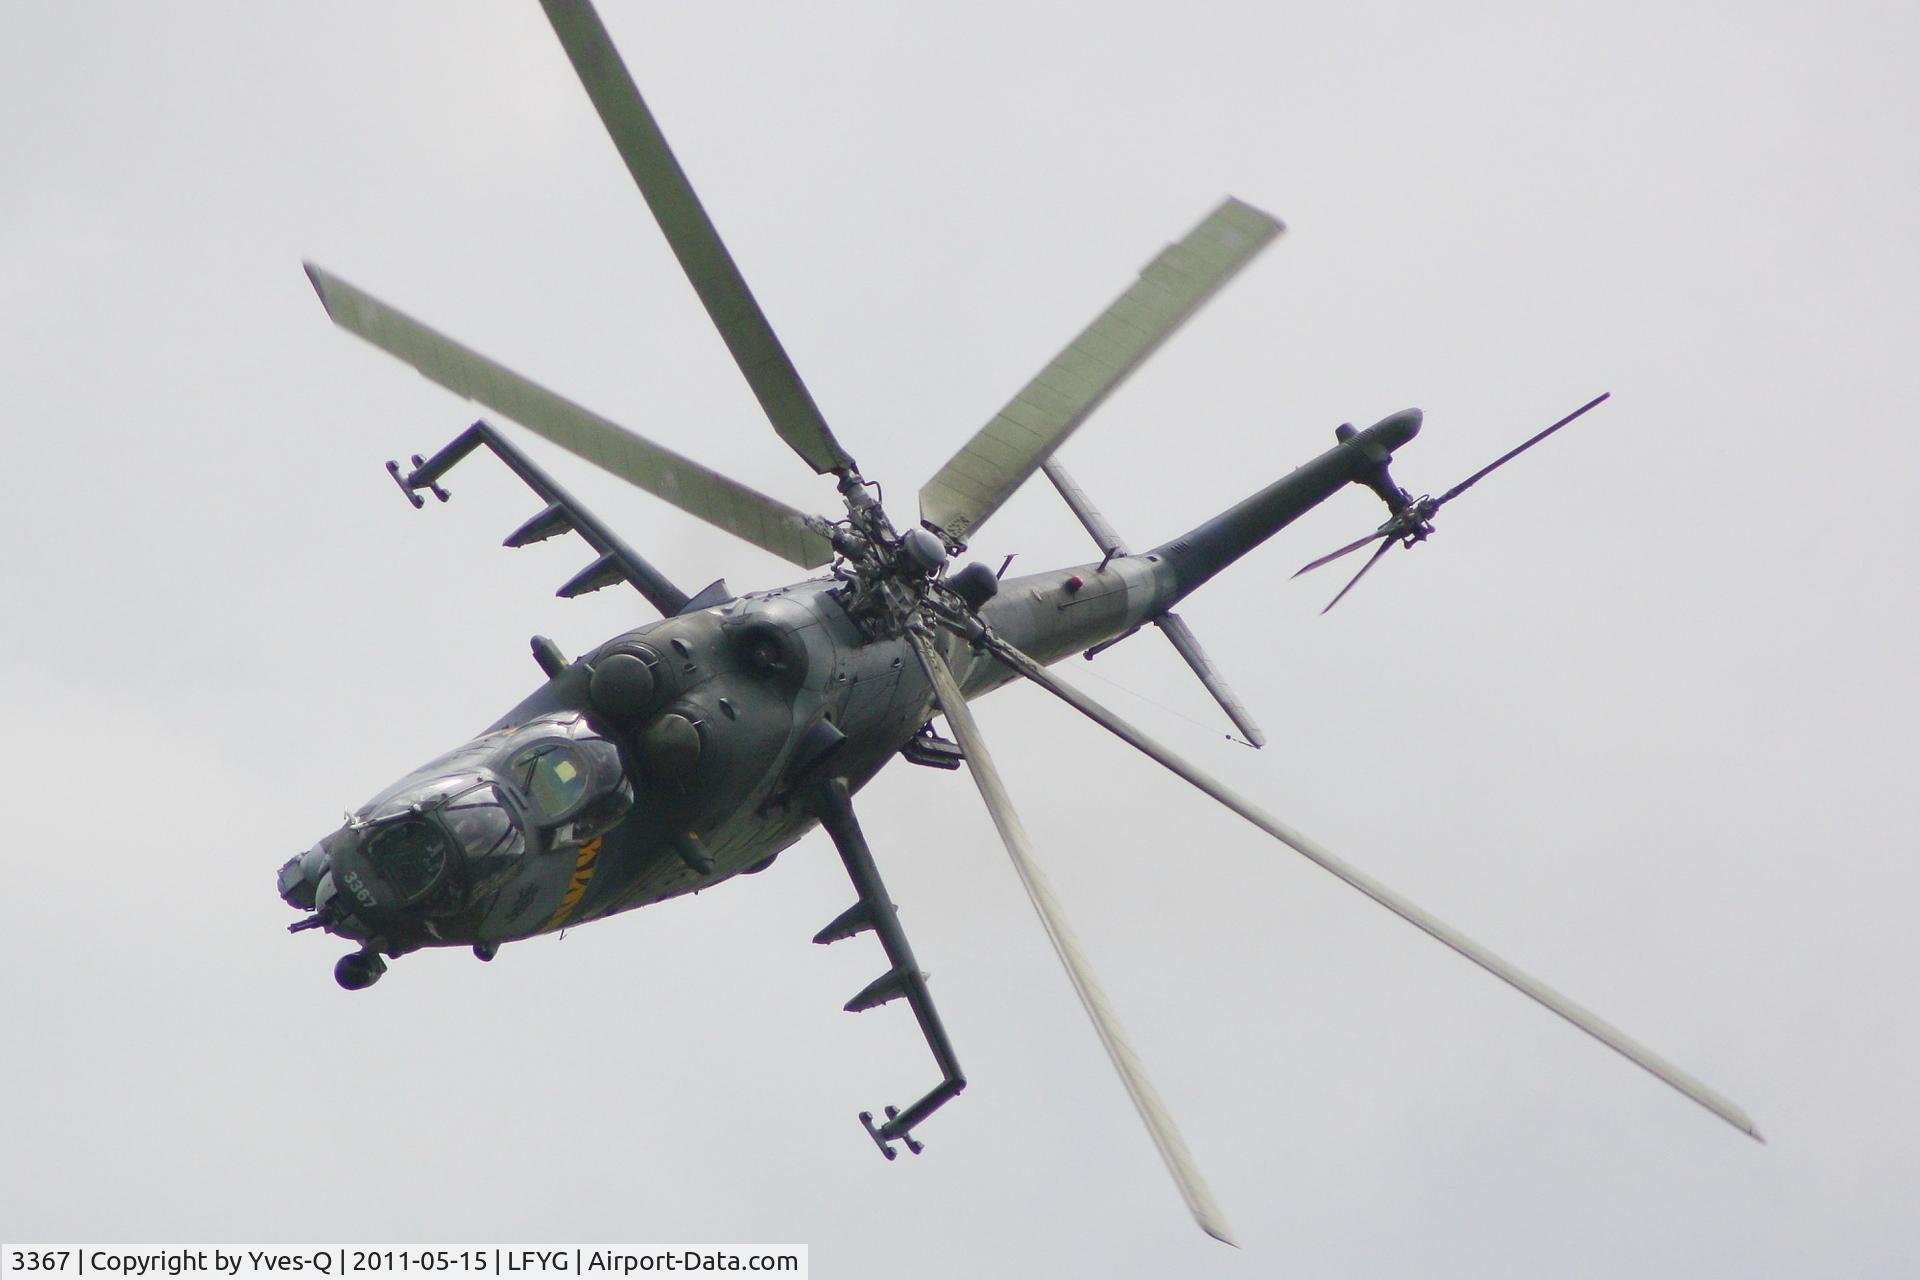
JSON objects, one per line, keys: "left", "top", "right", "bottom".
{"left": 279, "top": 549, "right": 1175, "bottom": 959}
{"left": 277, "top": 408, "right": 1422, "bottom": 962}
{"left": 500, "top": 549, "right": 1174, "bottom": 930}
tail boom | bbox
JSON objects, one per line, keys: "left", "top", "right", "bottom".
{"left": 1151, "top": 408, "right": 1422, "bottom": 605}
{"left": 955, "top": 410, "right": 1421, "bottom": 698}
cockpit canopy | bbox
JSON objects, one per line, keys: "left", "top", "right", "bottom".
{"left": 353, "top": 713, "right": 630, "bottom": 839}
{"left": 357, "top": 781, "right": 524, "bottom": 911}
{"left": 506, "top": 732, "right": 629, "bottom": 840}
{"left": 282, "top": 712, "right": 633, "bottom": 936}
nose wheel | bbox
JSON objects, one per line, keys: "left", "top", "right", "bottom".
{"left": 334, "top": 951, "right": 388, "bottom": 991}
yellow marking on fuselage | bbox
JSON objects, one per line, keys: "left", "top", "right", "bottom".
{"left": 541, "top": 836, "right": 603, "bottom": 932}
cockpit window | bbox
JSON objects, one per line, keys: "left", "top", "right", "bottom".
{"left": 441, "top": 786, "right": 519, "bottom": 860}
{"left": 364, "top": 818, "right": 452, "bottom": 904}
{"left": 351, "top": 784, "right": 526, "bottom": 916}
{"left": 514, "top": 743, "right": 591, "bottom": 823}
{"left": 441, "top": 783, "right": 526, "bottom": 903}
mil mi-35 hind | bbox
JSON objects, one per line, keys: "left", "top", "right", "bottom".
{"left": 280, "top": 0, "right": 1757, "bottom": 1245}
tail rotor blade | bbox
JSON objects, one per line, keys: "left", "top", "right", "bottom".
{"left": 1435, "top": 392, "right": 1611, "bottom": 508}
{"left": 982, "top": 633, "right": 1762, "bottom": 1143}
{"left": 1295, "top": 394, "right": 1610, "bottom": 611}
{"left": 1318, "top": 534, "right": 1397, "bottom": 614}
{"left": 907, "top": 627, "right": 1239, "bottom": 1246}
{"left": 1293, "top": 527, "right": 1391, "bottom": 579}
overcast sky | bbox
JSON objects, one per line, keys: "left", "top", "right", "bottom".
{"left": 4, "top": 1, "right": 1917, "bottom": 1275}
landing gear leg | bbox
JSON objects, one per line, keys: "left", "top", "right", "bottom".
{"left": 809, "top": 776, "right": 966, "bottom": 1158}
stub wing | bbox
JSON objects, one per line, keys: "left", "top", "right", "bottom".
{"left": 304, "top": 264, "right": 835, "bottom": 569}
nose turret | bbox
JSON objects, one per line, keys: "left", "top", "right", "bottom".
{"left": 276, "top": 845, "right": 327, "bottom": 912}
{"left": 278, "top": 834, "right": 368, "bottom": 939}
{"left": 278, "top": 821, "right": 425, "bottom": 943}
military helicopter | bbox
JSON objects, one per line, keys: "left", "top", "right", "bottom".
{"left": 280, "top": 0, "right": 1758, "bottom": 1245}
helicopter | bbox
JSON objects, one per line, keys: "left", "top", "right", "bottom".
{"left": 279, "top": 0, "right": 1758, "bottom": 1245}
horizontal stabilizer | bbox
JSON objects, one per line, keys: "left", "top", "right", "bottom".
{"left": 1045, "top": 458, "right": 1266, "bottom": 746}
{"left": 1151, "top": 612, "right": 1266, "bottom": 748}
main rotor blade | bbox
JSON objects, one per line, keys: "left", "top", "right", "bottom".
{"left": 984, "top": 635, "right": 1761, "bottom": 1142}
{"left": 920, "top": 198, "right": 1283, "bottom": 545}
{"left": 1435, "top": 392, "right": 1611, "bottom": 508}
{"left": 907, "top": 627, "right": 1238, "bottom": 1246}
{"left": 1319, "top": 534, "right": 1398, "bottom": 614}
{"left": 305, "top": 264, "right": 834, "bottom": 569}
{"left": 537, "top": 0, "right": 856, "bottom": 477}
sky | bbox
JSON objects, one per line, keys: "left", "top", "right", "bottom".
{"left": 3, "top": 0, "right": 1917, "bottom": 1274}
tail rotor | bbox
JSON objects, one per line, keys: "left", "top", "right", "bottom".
{"left": 1294, "top": 392, "right": 1611, "bottom": 612}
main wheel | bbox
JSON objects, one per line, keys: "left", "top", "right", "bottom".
{"left": 334, "top": 952, "right": 386, "bottom": 990}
